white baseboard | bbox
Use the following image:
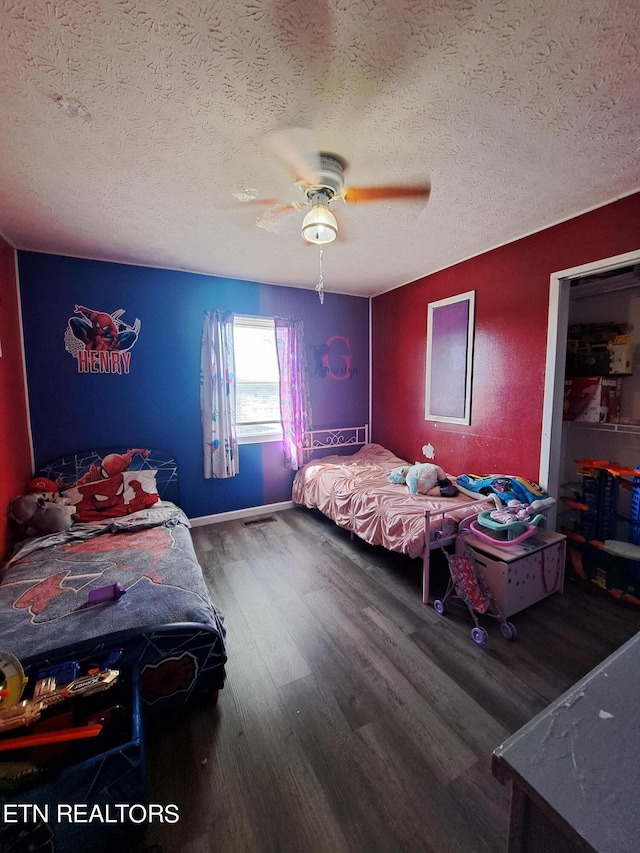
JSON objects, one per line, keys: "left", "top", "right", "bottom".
{"left": 189, "top": 500, "right": 295, "bottom": 527}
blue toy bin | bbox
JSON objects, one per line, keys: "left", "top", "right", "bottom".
{"left": 470, "top": 511, "right": 546, "bottom": 546}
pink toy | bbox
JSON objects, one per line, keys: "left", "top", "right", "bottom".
{"left": 469, "top": 519, "right": 540, "bottom": 547}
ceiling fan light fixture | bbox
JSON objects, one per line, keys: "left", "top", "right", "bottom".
{"left": 301, "top": 193, "right": 338, "bottom": 244}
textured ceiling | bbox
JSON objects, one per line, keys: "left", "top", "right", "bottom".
{"left": 0, "top": 0, "right": 638, "bottom": 297}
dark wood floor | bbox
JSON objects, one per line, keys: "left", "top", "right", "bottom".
{"left": 145, "top": 508, "right": 640, "bottom": 853}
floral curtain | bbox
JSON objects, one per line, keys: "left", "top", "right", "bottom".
{"left": 200, "top": 310, "right": 239, "bottom": 478}
{"left": 275, "top": 317, "right": 312, "bottom": 470}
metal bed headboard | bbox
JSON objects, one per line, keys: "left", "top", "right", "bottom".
{"left": 37, "top": 448, "right": 180, "bottom": 505}
{"left": 302, "top": 425, "right": 369, "bottom": 462}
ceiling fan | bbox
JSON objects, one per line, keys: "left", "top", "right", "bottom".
{"left": 235, "top": 129, "right": 431, "bottom": 245}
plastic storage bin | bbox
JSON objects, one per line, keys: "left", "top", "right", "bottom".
{"left": 0, "top": 662, "right": 146, "bottom": 853}
{"left": 456, "top": 529, "right": 566, "bottom": 618}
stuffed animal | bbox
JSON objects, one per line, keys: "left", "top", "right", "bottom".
{"left": 405, "top": 463, "right": 459, "bottom": 497}
{"left": 25, "top": 476, "right": 74, "bottom": 510}
{"left": 386, "top": 465, "right": 411, "bottom": 485}
{"left": 8, "top": 493, "right": 76, "bottom": 538}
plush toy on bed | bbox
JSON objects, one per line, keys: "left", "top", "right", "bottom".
{"left": 406, "top": 463, "right": 459, "bottom": 497}
{"left": 26, "top": 476, "right": 75, "bottom": 509}
{"left": 387, "top": 463, "right": 458, "bottom": 497}
{"left": 387, "top": 465, "right": 411, "bottom": 484}
{"left": 8, "top": 493, "right": 77, "bottom": 538}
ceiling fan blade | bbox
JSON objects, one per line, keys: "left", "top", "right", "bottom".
{"left": 332, "top": 207, "right": 347, "bottom": 242}
{"left": 265, "top": 127, "right": 320, "bottom": 187}
{"left": 227, "top": 199, "right": 303, "bottom": 231}
{"left": 225, "top": 196, "right": 288, "bottom": 208}
{"left": 342, "top": 182, "right": 431, "bottom": 204}
{"left": 255, "top": 202, "right": 306, "bottom": 235}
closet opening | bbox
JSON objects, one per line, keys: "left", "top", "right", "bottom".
{"left": 540, "top": 249, "right": 640, "bottom": 532}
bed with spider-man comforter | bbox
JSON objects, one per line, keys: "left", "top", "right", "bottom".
{"left": 0, "top": 503, "right": 226, "bottom": 710}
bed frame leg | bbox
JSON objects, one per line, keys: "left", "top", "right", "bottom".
{"left": 422, "top": 550, "right": 430, "bottom": 604}
{"left": 423, "top": 509, "right": 432, "bottom": 605}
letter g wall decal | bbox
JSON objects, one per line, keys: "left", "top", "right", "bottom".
{"left": 313, "top": 336, "right": 357, "bottom": 380}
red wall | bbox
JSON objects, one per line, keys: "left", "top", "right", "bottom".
{"left": 0, "top": 235, "right": 31, "bottom": 557}
{"left": 371, "top": 192, "right": 640, "bottom": 482}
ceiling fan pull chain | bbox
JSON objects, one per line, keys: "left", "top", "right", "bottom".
{"left": 316, "top": 249, "right": 325, "bottom": 304}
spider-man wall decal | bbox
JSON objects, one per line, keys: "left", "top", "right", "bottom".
{"left": 64, "top": 304, "right": 141, "bottom": 374}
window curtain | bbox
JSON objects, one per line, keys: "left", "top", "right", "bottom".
{"left": 275, "top": 317, "right": 312, "bottom": 470}
{"left": 200, "top": 310, "right": 239, "bottom": 478}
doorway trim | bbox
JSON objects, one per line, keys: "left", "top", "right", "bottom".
{"left": 539, "top": 248, "right": 640, "bottom": 528}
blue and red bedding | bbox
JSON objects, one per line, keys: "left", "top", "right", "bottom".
{"left": 0, "top": 504, "right": 226, "bottom": 707}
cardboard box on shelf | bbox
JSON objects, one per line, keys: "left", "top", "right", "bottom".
{"left": 563, "top": 376, "right": 622, "bottom": 422}
{"left": 566, "top": 323, "right": 633, "bottom": 377}
{"left": 609, "top": 335, "right": 633, "bottom": 375}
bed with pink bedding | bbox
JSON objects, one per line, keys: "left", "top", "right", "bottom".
{"left": 292, "top": 442, "right": 492, "bottom": 603}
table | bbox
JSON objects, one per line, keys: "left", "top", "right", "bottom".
{"left": 493, "top": 631, "right": 640, "bottom": 852}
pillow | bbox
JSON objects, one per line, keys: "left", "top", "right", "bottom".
{"left": 66, "top": 470, "right": 159, "bottom": 522}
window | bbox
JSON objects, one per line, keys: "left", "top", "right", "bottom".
{"left": 233, "top": 315, "right": 282, "bottom": 442}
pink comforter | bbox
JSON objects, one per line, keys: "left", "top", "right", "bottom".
{"left": 292, "top": 444, "right": 487, "bottom": 559}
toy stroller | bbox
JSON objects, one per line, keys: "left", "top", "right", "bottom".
{"left": 433, "top": 530, "right": 517, "bottom": 645}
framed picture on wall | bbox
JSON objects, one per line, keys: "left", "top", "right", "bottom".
{"left": 425, "top": 290, "right": 475, "bottom": 424}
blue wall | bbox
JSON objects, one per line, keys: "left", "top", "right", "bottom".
{"left": 17, "top": 252, "right": 369, "bottom": 518}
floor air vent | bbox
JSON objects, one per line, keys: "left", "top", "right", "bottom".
{"left": 242, "top": 515, "right": 278, "bottom": 527}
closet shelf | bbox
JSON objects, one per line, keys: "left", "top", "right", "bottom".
{"left": 564, "top": 421, "right": 640, "bottom": 435}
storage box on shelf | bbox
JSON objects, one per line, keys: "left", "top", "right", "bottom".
{"left": 456, "top": 529, "right": 566, "bottom": 618}
{"left": 563, "top": 376, "right": 622, "bottom": 423}
{"left": 609, "top": 335, "right": 634, "bottom": 374}
{"left": 576, "top": 459, "right": 619, "bottom": 542}
{"left": 566, "top": 322, "right": 632, "bottom": 378}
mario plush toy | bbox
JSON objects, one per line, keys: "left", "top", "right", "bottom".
{"left": 25, "top": 476, "right": 76, "bottom": 515}
{"left": 26, "top": 476, "right": 72, "bottom": 506}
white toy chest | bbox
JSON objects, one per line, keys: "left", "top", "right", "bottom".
{"left": 455, "top": 529, "right": 566, "bottom": 618}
